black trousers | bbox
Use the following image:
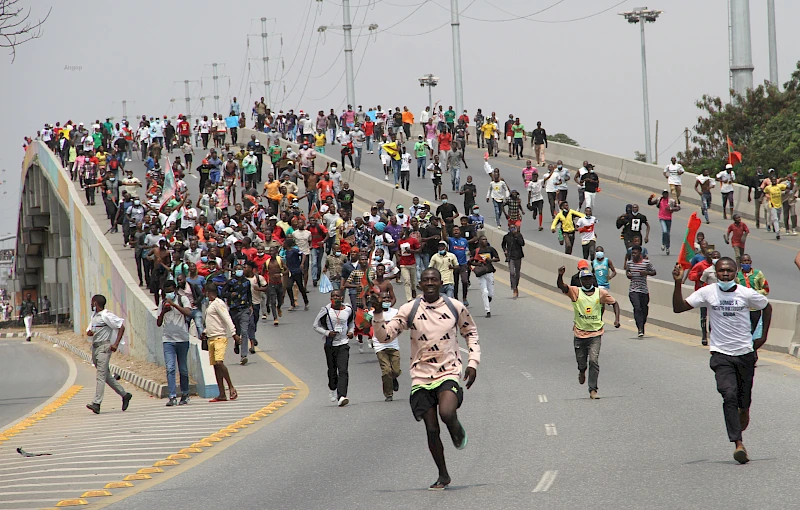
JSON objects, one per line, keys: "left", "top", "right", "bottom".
{"left": 710, "top": 351, "right": 756, "bottom": 442}
{"left": 324, "top": 343, "right": 350, "bottom": 398}
{"left": 629, "top": 291, "right": 650, "bottom": 332}
{"left": 288, "top": 272, "right": 309, "bottom": 306}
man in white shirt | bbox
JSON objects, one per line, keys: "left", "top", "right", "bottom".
{"left": 372, "top": 291, "right": 401, "bottom": 401}
{"left": 664, "top": 156, "right": 685, "bottom": 204}
{"left": 526, "top": 172, "right": 545, "bottom": 231}
{"left": 575, "top": 207, "right": 597, "bottom": 260}
{"left": 574, "top": 161, "right": 589, "bottom": 210}
{"left": 312, "top": 289, "right": 355, "bottom": 407}
{"left": 671, "top": 257, "right": 771, "bottom": 465}
{"left": 486, "top": 170, "right": 510, "bottom": 228}
{"left": 716, "top": 164, "right": 736, "bottom": 220}
{"left": 85, "top": 294, "right": 132, "bottom": 414}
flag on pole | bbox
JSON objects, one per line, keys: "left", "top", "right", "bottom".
{"left": 677, "top": 212, "right": 702, "bottom": 269}
{"left": 726, "top": 136, "right": 743, "bottom": 166}
{"left": 160, "top": 156, "right": 176, "bottom": 209}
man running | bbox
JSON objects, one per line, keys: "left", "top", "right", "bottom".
{"left": 372, "top": 291, "right": 401, "bottom": 402}
{"left": 369, "top": 267, "right": 480, "bottom": 490}
{"left": 313, "top": 289, "right": 355, "bottom": 407}
{"left": 671, "top": 258, "right": 771, "bottom": 464}
{"left": 626, "top": 245, "right": 656, "bottom": 337}
{"left": 557, "top": 266, "right": 620, "bottom": 399}
{"left": 664, "top": 156, "right": 685, "bottom": 204}
{"left": 716, "top": 164, "right": 736, "bottom": 220}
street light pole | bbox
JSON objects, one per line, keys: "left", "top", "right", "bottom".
{"left": 418, "top": 74, "right": 440, "bottom": 114}
{"left": 767, "top": 0, "right": 778, "bottom": 87}
{"left": 450, "top": 0, "right": 464, "bottom": 114}
{"left": 620, "top": 7, "right": 663, "bottom": 165}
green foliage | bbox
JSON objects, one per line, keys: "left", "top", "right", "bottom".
{"left": 680, "top": 61, "right": 800, "bottom": 181}
{"left": 633, "top": 151, "right": 647, "bottom": 162}
{"left": 548, "top": 133, "right": 579, "bottom": 147}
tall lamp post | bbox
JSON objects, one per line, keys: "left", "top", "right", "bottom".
{"left": 619, "top": 7, "right": 663, "bottom": 165}
{"left": 418, "top": 74, "right": 439, "bottom": 114}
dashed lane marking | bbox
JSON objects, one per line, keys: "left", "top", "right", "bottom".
{"left": 521, "top": 371, "right": 534, "bottom": 380}
{"left": 532, "top": 470, "right": 559, "bottom": 492}
{"left": 545, "top": 424, "right": 558, "bottom": 436}
{"left": 538, "top": 394, "right": 548, "bottom": 403}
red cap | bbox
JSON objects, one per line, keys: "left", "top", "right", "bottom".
{"left": 577, "top": 260, "right": 590, "bottom": 270}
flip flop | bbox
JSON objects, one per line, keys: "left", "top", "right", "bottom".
{"left": 209, "top": 397, "right": 228, "bottom": 402}
{"left": 229, "top": 389, "right": 239, "bottom": 401}
{"left": 428, "top": 480, "right": 450, "bottom": 491}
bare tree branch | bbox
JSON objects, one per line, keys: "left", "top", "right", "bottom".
{"left": 0, "top": 0, "right": 50, "bottom": 63}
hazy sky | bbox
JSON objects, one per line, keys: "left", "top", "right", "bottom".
{"left": 2, "top": 0, "right": 798, "bottom": 236}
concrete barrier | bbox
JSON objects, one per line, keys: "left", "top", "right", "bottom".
{"left": 241, "top": 128, "right": 800, "bottom": 354}
{"left": 20, "top": 142, "right": 218, "bottom": 397}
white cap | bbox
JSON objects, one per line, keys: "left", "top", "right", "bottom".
{"left": 725, "top": 164, "right": 733, "bottom": 169}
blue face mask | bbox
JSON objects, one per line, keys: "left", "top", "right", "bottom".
{"left": 165, "top": 292, "right": 176, "bottom": 300}
{"left": 473, "top": 210, "right": 479, "bottom": 215}
{"left": 235, "top": 269, "right": 244, "bottom": 278}
{"left": 201, "top": 256, "right": 208, "bottom": 263}
{"left": 581, "top": 284, "right": 595, "bottom": 292}
{"left": 441, "top": 199, "right": 448, "bottom": 204}
{"left": 382, "top": 302, "right": 391, "bottom": 310}
{"left": 595, "top": 251, "right": 605, "bottom": 260}
{"left": 717, "top": 280, "right": 736, "bottom": 291}
{"left": 740, "top": 263, "right": 751, "bottom": 272}
{"left": 439, "top": 250, "right": 447, "bottom": 256}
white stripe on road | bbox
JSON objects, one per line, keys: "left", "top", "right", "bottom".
{"left": 532, "top": 470, "right": 559, "bottom": 492}
{"left": 521, "top": 371, "right": 533, "bottom": 380}
{"left": 538, "top": 394, "right": 548, "bottom": 403}
{"left": 459, "top": 347, "right": 468, "bottom": 353}
{"left": 545, "top": 423, "right": 558, "bottom": 436}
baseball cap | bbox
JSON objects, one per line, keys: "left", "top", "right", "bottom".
{"left": 472, "top": 205, "right": 480, "bottom": 210}
{"left": 577, "top": 260, "right": 590, "bottom": 270}
{"left": 422, "top": 200, "right": 431, "bottom": 206}
{"left": 725, "top": 163, "right": 733, "bottom": 169}
{"left": 396, "top": 205, "right": 404, "bottom": 210}
{"left": 579, "top": 269, "right": 593, "bottom": 279}
{"left": 376, "top": 199, "right": 385, "bottom": 204}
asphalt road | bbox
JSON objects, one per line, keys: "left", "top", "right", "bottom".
{"left": 0, "top": 339, "right": 69, "bottom": 430}
{"left": 103, "top": 259, "right": 800, "bottom": 509}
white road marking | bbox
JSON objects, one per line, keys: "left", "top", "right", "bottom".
{"left": 459, "top": 347, "right": 468, "bottom": 353}
{"left": 521, "top": 371, "right": 533, "bottom": 380}
{"left": 538, "top": 394, "right": 548, "bottom": 403}
{"left": 532, "top": 470, "right": 558, "bottom": 492}
{"left": 545, "top": 423, "right": 558, "bottom": 436}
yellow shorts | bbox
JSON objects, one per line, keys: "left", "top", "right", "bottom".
{"left": 208, "top": 336, "right": 228, "bottom": 364}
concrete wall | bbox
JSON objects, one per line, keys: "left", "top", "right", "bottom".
{"left": 19, "top": 142, "right": 218, "bottom": 397}
{"left": 241, "top": 128, "right": 800, "bottom": 353}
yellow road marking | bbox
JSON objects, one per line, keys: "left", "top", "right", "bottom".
{"left": 0, "top": 385, "right": 82, "bottom": 443}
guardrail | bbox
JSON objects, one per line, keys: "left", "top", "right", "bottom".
{"left": 241, "top": 128, "right": 800, "bottom": 355}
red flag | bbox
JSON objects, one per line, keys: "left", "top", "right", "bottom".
{"left": 726, "top": 136, "right": 743, "bottom": 166}
{"left": 677, "top": 212, "right": 702, "bottom": 269}
{"left": 310, "top": 202, "right": 321, "bottom": 220}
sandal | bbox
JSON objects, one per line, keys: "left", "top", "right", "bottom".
{"left": 428, "top": 479, "right": 450, "bottom": 491}
{"left": 209, "top": 397, "right": 228, "bottom": 402}
{"left": 229, "top": 388, "right": 239, "bottom": 401}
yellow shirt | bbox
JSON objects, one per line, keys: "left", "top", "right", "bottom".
{"left": 314, "top": 133, "right": 326, "bottom": 147}
{"left": 428, "top": 252, "right": 458, "bottom": 285}
{"left": 551, "top": 209, "right": 585, "bottom": 233}
{"left": 263, "top": 180, "right": 282, "bottom": 201}
{"left": 481, "top": 123, "right": 496, "bottom": 139}
{"left": 764, "top": 183, "right": 787, "bottom": 209}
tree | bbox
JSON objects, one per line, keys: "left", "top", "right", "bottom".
{"left": 0, "top": 0, "right": 50, "bottom": 63}
{"left": 681, "top": 61, "right": 800, "bottom": 179}
{"left": 548, "top": 133, "right": 579, "bottom": 147}
{"left": 633, "top": 151, "right": 647, "bottom": 162}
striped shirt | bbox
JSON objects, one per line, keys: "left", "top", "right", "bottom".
{"left": 627, "top": 260, "right": 655, "bottom": 294}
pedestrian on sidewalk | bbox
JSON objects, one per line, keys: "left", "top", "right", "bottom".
{"left": 672, "top": 258, "right": 772, "bottom": 464}
{"left": 557, "top": 265, "right": 620, "bottom": 399}
{"left": 85, "top": 294, "right": 132, "bottom": 414}
{"left": 202, "top": 283, "right": 239, "bottom": 402}
{"left": 626, "top": 245, "right": 656, "bottom": 337}
{"left": 313, "top": 289, "right": 355, "bottom": 407}
{"left": 156, "top": 280, "right": 191, "bottom": 406}
{"left": 372, "top": 291, "right": 401, "bottom": 401}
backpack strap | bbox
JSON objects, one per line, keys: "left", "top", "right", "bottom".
{"left": 441, "top": 296, "right": 461, "bottom": 330}
{"left": 407, "top": 297, "right": 422, "bottom": 330}
{"left": 406, "top": 296, "right": 460, "bottom": 331}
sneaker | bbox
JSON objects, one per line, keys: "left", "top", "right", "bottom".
{"left": 262, "top": 314, "right": 268, "bottom": 320}
{"left": 86, "top": 403, "right": 101, "bottom": 414}
{"left": 166, "top": 397, "right": 178, "bottom": 407}
{"left": 274, "top": 319, "right": 279, "bottom": 326}
{"left": 733, "top": 445, "right": 749, "bottom": 464}
{"left": 589, "top": 390, "right": 599, "bottom": 399}
{"left": 638, "top": 331, "right": 644, "bottom": 338}
{"left": 701, "top": 338, "right": 708, "bottom": 346}
{"left": 240, "top": 357, "right": 248, "bottom": 366}
{"left": 385, "top": 395, "right": 393, "bottom": 402}
{"left": 249, "top": 347, "right": 256, "bottom": 354}
{"left": 330, "top": 390, "right": 337, "bottom": 402}
{"left": 338, "top": 396, "right": 349, "bottom": 407}
{"left": 358, "top": 344, "right": 364, "bottom": 354}
{"left": 277, "top": 308, "right": 282, "bottom": 318}
{"left": 384, "top": 175, "right": 389, "bottom": 181}
{"left": 485, "top": 312, "right": 491, "bottom": 318}
{"left": 26, "top": 336, "right": 31, "bottom": 342}
{"left": 313, "top": 280, "right": 318, "bottom": 287}
{"left": 179, "top": 396, "right": 189, "bottom": 405}
{"left": 122, "top": 393, "right": 132, "bottom": 411}
{"left": 661, "top": 245, "right": 665, "bottom": 252}
{"left": 579, "top": 371, "right": 586, "bottom": 385}
{"left": 393, "top": 378, "right": 399, "bottom": 392}
{"left": 666, "top": 247, "right": 670, "bottom": 256}
{"left": 777, "top": 234, "right": 781, "bottom": 240}
{"left": 234, "top": 342, "right": 240, "bottom": 354}
{"left": 463, "top": 299, "right": 469, "bottom": 307}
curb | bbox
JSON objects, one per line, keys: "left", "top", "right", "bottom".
{"left": 0, "top": 332, "right": 25, "bottom": 338}
{"left": 31, "top": 332, "right": 187, "bottom": 398}
{"left": 790, "top": 343, "right": 800, "bottom": 358}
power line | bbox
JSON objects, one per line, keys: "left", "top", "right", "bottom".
{"left": 455, "top": 0, "right": 628, "bottom": 24}
{"left": 659, "top": 129, "right": 690, "bottom": 157}
{"left": 446, "top": 0, "right": 565, "bottom": 22}
{"left": 274, "top": 8, "right": 318, "bottom": 82}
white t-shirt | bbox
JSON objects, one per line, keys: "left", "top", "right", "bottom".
{"left": 395, "top": 213, "right": 410, "bottom": 228}
{"left": 696, "top": 175, "right": 716, "bottom": 191}
{"left": 401, "top": 153, "right": 411, "bottom": 172}
{"left": 373, "top": 308, "right": 400, "bottom": 351}
{"left": 527, "top": 180, "right": 544, "bottom": 202}
{"left": 575, "top": 216, "right": 597, "bottom": 244}
{"left": 685, "top": 284, "right": 768, "bottom": 355}
{"left": 200, "top": 120, "right": 211, "bottom": 134}
{"left": 576, "top": 167, "right": 588, "bottom": 189}
{"left": 543, "top": 172, "right": 557, "bottom": 193}
{"left": 716, "top": 171, "right": 735, "bottom": 193}
{"left": 664, "top": 163, "right": 684, "bottom": 185}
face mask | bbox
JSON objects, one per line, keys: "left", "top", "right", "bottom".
{"left": 165, "top": 292, "right": 176, "bottom": 300}
{"left": 581, "top": 283, "right": 595, "bottom": 292}
{"left": 373, "top": 255, "right": 381, "bottom": 261}
{"left": 595, "top": 251, "right": 605, "bottom": 260}
{"left": 711, "top": 258, "right": 719, "bottom": 265}
{"left": 473, "top": 210, "right": 479, "bottom": 215}
{"left": 557, "top": 165, "right": 563, "bottom": 169}
{"left": 717, "top": 280, "right": 736, "bottom": 291}
{"left": 91, "top": 304, "right": 96, "bottom": 312}
{"left": 382, "top": 302, "right": 391, "bottom": 310}
{"left": 134, "top": 200, "right": 140, "bottom": 206}
{"left": 441, "top": 199, "right": 448, "bottom": 204}
{"left": 235, "top": 269, "right": 244, "bottom": 277}
{"left": 217, "top": 242, "right": 225, "bottom": 247}
{"left": 741, "top": 263, "right": 751, "bottom": 272}
{"left": 335, "top": 251, "right": 342, "bottom": 257}
{"left": 201, "top": 256, "right": 208, "bottom": 263}
{"left": 439, "top": 250, "right": 447, "bottom": 256}
{"left": 109, "top": 177, "right": 115, "bottom": 181}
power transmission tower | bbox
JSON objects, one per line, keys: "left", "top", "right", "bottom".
{"left": 247, "top": 19, "right": 280, "bottom": 107}
{"left": 173, "top": 80, "right": 200, "bottom": 123}
{"left": 203, "top": 63, "right": 231, "bottom": 115}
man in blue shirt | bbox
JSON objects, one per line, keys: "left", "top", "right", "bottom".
{"left": 446, "top": 225, "right": 471, "bottom": 306}
{"left": 467, "top": 205, "right": 485, "bottom": 230}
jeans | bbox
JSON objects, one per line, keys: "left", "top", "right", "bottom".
{"left": 710, "top": 351, "right": 756, "bottom": 442}
{"left": 230, "top": 308, "right": 252, "bottom": 359}
{"left": 450, "top": 167, "right": 461, "bottom": 191}
{"left": 267, "top": 283, "right": 283, "bottom": 319}
{"left": 440, "top": 283, "right": 454, "bottom": 298}
{"left": 324, "top": 343, "right": 350, "bottom": 398}
{"left": 492, "top": 200, "right": 503, "bottom": 226}
{"left": 629, "top": 291, "right": 650, "bottom": 333}
{"left": 400, "top": 265, "right": 417, "bottom": 302}
{"left": 91, "top": 342, "right": 127, "bottom": 405}
{"left": 508, "top": 258, "right": 522, "bottom": 290}
{"left": 376, "top": 348, "right": 402, "bottom": 398}
{"left": 310, "top": 246, "right": 325, "bottom": 283}
{"left": 187, "top": 308, "right": 204, "bottom": 337}
{"left": 479, "top": 273, "right": 494, "bottom": 312}
{"left": 574, "top": 335, "right": 601, "bottom": 392}
{"left": 400, "top": 171, "right": 410, "bottom": 190}
{"left": 163, "top": 341, "right": 190, "bottom": 399}
{"left": 581, "top": 240, "right": 596, "bottom": 261}
{"left": 701, "top": 192, "right": 712, "bottom": 222}
{"left": 416, "top": 253, "right": 430, "bottom": 277}
{"left": 659, "top": 219, "right": 672, "bottom": 249}
{"left": 354, "top": 147, "right": 363, "bottom": 169}
{"left": 417, "top": 156, "right": 427, "bottom": 177}
{"left": 391, "top": 158, "right": 402, "bottom": 184}
{"left": 248, "top": 303, "right": 261, "bottom": 341}
{"left": 453, "top": 263, "right": 470, "bottom": 300}
{"left": 306, "top": 189, "right": 318, "bottom": 213}
{"left": 365, "top": 135, "right": 372, "bottom": 152}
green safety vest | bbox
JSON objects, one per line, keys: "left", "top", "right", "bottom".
{"left": 573, "top": 288, "right": 603, "bottom": 333}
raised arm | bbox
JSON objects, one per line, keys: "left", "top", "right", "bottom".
{"left": 671, "top": 263, "right": 693, "bottom": 313}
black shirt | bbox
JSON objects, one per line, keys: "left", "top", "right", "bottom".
{"left": 582, "top": 172, "right": 600, "bottom": 193}
{"left": 619, "top": 213, "right": 648, "bottom": 239}
{"left": 436, "top": 203, "right": 459, "bottom": 224}
{"left": 337, "top": 189, "right": 355, "bottom": 211}
{"left": 461, "top": 182, "right": 477, "bottom": 207}
{"left": 422, "top": 225, "right": 442, "bottom": 255}
{"left": 532, "top": 128, "right": 547, "bottom": 145}
{"left": 501, "top": 232, "right": 525, "bottom": 260}
{"left": 748, "top": 173, "right": 766, "bottom": 199}
{"left": 570, "top": 271, "right": 598, "bottom": 288}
